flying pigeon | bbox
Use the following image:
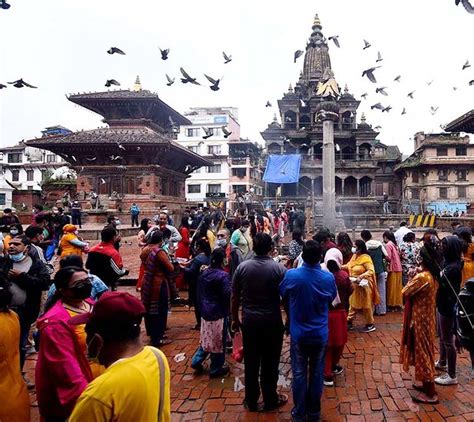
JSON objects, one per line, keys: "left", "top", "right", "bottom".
{"left": 159, "top": 47, "right": 170, "bottom": 60}
{"left": 453, "top": 86, "right": 458, "bottom": 91}
{"left": 107, "top": 47, "right": 125, "bottom": 55}
{"left": 180, "top": 68, "right": 200, "bottom": 85}
{"left": 469, "top": 80, "right": 474, "bottom": 86}
{"left": 401, "top": 108, "right": 407, "bottom": 115}
{"left": 0, "top": 83, "right": 7, "bottom": 89}
{"left": 70, "top": 155, "right": 77, "bottom": 162}
{"left": 0, "top": 0, "right": 11, "bottom": 9}
{"left": 202, "top": 127, "right": 213, "bottom": 140}
{"left": 360, "top": 93, "right": 368, "bottom": 99}
{"left": 430, "top": 106, "right": 439, "bottom": 115}
{"left": 456, "top": 0, "right": 474, "bottom": 14}
{"left": 100, "top": 178, "right": 106, "bottom": 184}
{"left": 375, "top": 87, "right": 388, "bottom": 96}
{"left": 85, "top": 156, "right": 97, "bottom": 161}
{"left": 370, "top": 102, "right": 384, "bottom": 110}
{"left": 427, "top": 80, "right": 434, "bottom": 86}
{"left": 394, "top": 75, "right": 401, "bottom": 82}
{"left": 204, "top": 74, "right": 221, "bottom": 91}
{"left": 362, "top": 66, "right": 381, "bottom": 83}
{"left": 184, "top": 165, "right": 193, "bottom": 173}
{"left": 265, "top": 101, "right": 272, "bottom": 107}
{"left": 294, "top": 50, "right": 304, "bottom": 62}
{"left": 382, "top": 106, "right": 392, "bottom": 113}
{"left": 376, "top": 51, "right": 383, "bottom": 63}
{"left": 407, "top": 91, "right": 415, "bottom": 99}
{"left": 363, "top": 39, "right": 371, "bottom": 50}
{"left": 166, "top": 74, "right": 175, "bottom": 86}
{"left": 462, "top": 60, "right": 471, "bottom": 70}
{"left": 328, "top": 36, "right": 340, "bottom": 48}
{"left": 105, "top": 79, "right": 120, "bottom": 87}
{"left": 374, "top": 125, "right": 382, "bottom": 130}
{"left": 221, "top": 126, "right": 232, "bottom": 138}
{"left": 109, "top": 155, "right": 123, "bottom": 161}
{"left": 116, "top": 142, "right": 126, "bottom": 150}
{"left": 223, "top": 51, "right": 232, "bottom": 64}
{"left": 8, "top": 79, "right": 37, "bottom": 88}
{"left": 168, "top": 116, "right": 177, "bottom": 129}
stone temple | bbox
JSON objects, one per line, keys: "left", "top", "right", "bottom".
{"left": 261, "top": 14, "right": 402, "bottom": 219}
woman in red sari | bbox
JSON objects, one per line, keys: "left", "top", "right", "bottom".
{"left": 136, "top": 218, "right": 153, "bottom": 291}
{"left": 175, "top": 216, "right": 191, "bottom": 290}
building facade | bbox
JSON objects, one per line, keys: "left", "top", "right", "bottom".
{"left": 396, "top": 130, "right": 474, "bottom": 215}
{"left": 260, "top": 15, "right": 402, "bottom": 216}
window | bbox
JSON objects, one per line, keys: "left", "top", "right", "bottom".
{"left": 458, "top": 186, "right": 467, "bottom": 198}
{"left": 412, "top": 170, "right": 419, "bottom": 183}
{"left": 458, "top": 170, "right": 467, "bottom": 181}
{"left": 438, "top": 169, "right": 448, "bottom": 181}
{"left": 232, "top": 168, "right": 246, "bottom": 178}
{"left": 207, "top": 145, "right": 221, "bottom": 155}
{"left": 439, "top": 187, "right": 448, "bottom": 199}
{"left": 11, "top": 170, "right": 19, "bottom": 182}
{"left": 456, "top": 146, "right": 467, "bottom": 156}
{"left": 7, "top": 153, "right": 22, "bottom": 163}
{"left": 187, "top": 145, "right": 199, "bottom": 154}
{"left": 46, "top": 154, "right": 57, "bottom": 163}
{"left": 207, "top": 164, "right": 221, "bottom": 173}
{"left": 411, "top": 188, "right": 419, "bottom": 199}
{"left": 232, "top": 185, "right": 246, "bottom": 194}
{"left": 437, "top": 147, "right": 448, "bottom": 156}
{"left": 0, "top": 194, "right": 5, "bottom": 205}
{"left": 26, "top": 169, "right": 34, "bottom": 181}
{"left": 375, "top": 183, "right": 383, "bottom": 196}
{"left": 210, "top": 127, "right": 221, "bottom": 137}
{"left": 186, "top": 128, "right": 200, "bottom": 137}
{"left": 207, "top": 184, "right": 222, "bottom": 193}
{"left": 187, "top": 184, "right": 201, "bottom": 194}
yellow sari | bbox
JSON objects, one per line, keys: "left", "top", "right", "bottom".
{"left": 462, "top": 243, "right": 474, "bottom": 287}
{"left": 343, "top": 253, "right": 380, "bottom": 310}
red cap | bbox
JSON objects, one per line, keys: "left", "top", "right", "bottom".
{"left": 69, "top": 291, "right": 145, "bottom": 327}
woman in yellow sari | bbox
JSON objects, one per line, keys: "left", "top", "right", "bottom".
{"left": 455, "top": 227, "right": 474, "bottom": 287}
{"left": 343, "top": 239, "right": 380, "bottom": 333}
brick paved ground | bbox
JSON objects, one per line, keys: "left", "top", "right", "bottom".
{"left": 26, "top": 235, "right": 474, "bottom": 421}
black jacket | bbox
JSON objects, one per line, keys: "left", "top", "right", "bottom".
{"left": 0, "top": 255, "right": 51, "bottom": 322}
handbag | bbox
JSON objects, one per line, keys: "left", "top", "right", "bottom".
{"left": 231, "top": 331, "right": 244, "bottom": 363}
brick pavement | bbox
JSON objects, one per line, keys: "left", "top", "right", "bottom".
{"left": 26, "top": 237, "right": 474, "bottom": 421}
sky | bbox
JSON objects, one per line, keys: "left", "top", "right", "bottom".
{"left": 0, "top": 0, "right": 473, "bottom": 155}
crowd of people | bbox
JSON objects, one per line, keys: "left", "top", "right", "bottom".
{"left": 0, "top": 203, "right": 473, "bottom": 421}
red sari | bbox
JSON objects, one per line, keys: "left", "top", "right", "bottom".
{"left": 175, "top": 226, "right": 190, "bottom": 289}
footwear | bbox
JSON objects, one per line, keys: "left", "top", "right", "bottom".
{"left": 191, "top": 362, "right": 204, "bottom": 373}
{"left": 209, "top": 365, "right": 230, "bottom": 378}
{"left": 361, "top": 324, "right": 376, "bottom": 333}
{"left": 323, "top": 377, "right": 334, "bottom": 386}
{"left": 434, "top": 374, "right": 458, "bottom": 386}
{"left": 244, "top": 401, "right": 259, "bottom": 412}
{"left": 412, "top": 392, "right": 439, "bottom": 404}
{"left": 332, "top": 365, "right": 344, "bottom": 376}
{"left": 435, "top": 360, "right": 447, "bottom": 371}
{"left": 263, "top": 393, "right": 288, "bottom": 411}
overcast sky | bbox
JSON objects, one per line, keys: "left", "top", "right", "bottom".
{"left": 0, "top": 0, "right": 473, "bottom": 155}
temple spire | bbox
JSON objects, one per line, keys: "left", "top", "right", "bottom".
{"left": 133, "top": 75, "right": 142, "bottom": 92}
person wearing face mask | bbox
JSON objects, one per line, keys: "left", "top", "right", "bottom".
{"left": 3, "top": 223, "right": 24, "bottom": 250}
{"left": 59, "top": 224, "right": 89, "bottom": 258}
{"left": 35, "top": 267, "right": 96, "bottom": 421}
{"left": 230, "top": 220, "right": 253, "bottom": 258}
{"left": 0, "top": 236, "right": 51, "bottom": 374}
{"left": 215, "top": 229, "right": 231, "bottom": 271}
{"left": 342, "top": 239, "right": 380, "bottom": 333}
{"left": 68, "top": 292, "right": 170, "bottom": 422}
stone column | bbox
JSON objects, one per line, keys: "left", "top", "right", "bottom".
{"left": 341, "top": 178, "right": 345, "bottom": 196}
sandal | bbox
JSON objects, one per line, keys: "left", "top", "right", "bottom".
{"left": 263, "top": 393, "right": 288, "bottom": 411}
{"left": 412, "top": 392, "right": 439, "bottom": 404}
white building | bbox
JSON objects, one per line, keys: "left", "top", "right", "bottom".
{"left": 177, "top": 107, "right": 240, "bottom": 205}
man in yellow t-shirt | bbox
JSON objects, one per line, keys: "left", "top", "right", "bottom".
{"left": 69, "top": 291, "right": 170, "bottom": 422}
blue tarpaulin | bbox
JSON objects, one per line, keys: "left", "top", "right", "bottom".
{"left": 263, "top": 154, "right": 302, "bottom": 184}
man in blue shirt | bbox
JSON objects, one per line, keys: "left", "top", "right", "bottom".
{"left": 280, "top": 240, "right": 337, "bottom": 422}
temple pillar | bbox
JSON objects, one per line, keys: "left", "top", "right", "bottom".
{"left": 322, "top": 119, "right": 336, "bottom": 230}
{"left": 356, "top": 178, "right": 360, "bottom": 196}
{"left": 356, "top": 145, "right": 360, "bottom": 161}
{"left": 341, "top": 178, "right": 345, "bottom": 197}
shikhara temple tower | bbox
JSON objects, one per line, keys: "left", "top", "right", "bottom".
{"left": 261, "top": 14, "right": 402, "bottom": 219}
{"left": 26, "top": 78, "right": 210, "bottom": 214}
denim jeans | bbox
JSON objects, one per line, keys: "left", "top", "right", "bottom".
{"left": 437, "top": 311, "right": 457, "bottom": 378}
{"left": 290, "top": 338, "right": 327, "bottom": 422}
{"left": 375, "top": 272, "right": 387, "bottom": 315}
{"left": 191, "top": 318, "right": 227, "bottom": 376}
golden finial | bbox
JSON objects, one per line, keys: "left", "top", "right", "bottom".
{"left": 361, "top": 112, "right": 366, "bottom": 123}
{"left": 133, "top": 75, "right": 142, "bottom": 92}
{"left": 313, "top": 14, "right": 321, "bottom": 26}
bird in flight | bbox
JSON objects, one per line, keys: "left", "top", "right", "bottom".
{"left": 8, "top": 79, "right": 37, "bottom": 88}
{"left": 382, "top": 106, "right": 392, "bottom": 113}
{"left": 109, "top": 155, "right": 123, "bottom": 161}
{"left": 362, "top": 66, "right": 381, "bottom": 83}
{"left": 427, "top": 80, "right": 434, "bottom": 86}
{"left": 374, "top": 125, "right": 382, "bottom": 131}
{"left": 85, "top": 156, "right": 97, "bottom": 161}
{"left": 361, "top": 93, "right": 368, "bottom": 99}
{"left": 363, "top": 39, "right": 371, "bottom": 50}
{"left": 469, "top": 80, "right": 474, "bottom": 86}
{"left": 456, "top": 0, "right": 474, "bottom": 14}
{"left": 407, "top": 91, "right": 415, "bottom": 99}
{"left": 159, "top": 47, "right": 170, "bottom": 60}
{"left": 394, "top": 75, "right": 401, "bottom": 82}
{"left": 107, "top": 47, "right": 125, "bottom": 55}
{"left": 0, "top": 0, "right": 10, "bottom": 9}
{"left": 376, "top": 51, "right": 383, "bottom": 63}
{"left": 430, "top": 106, "right": 439, "bottom": 115}
{"left": 222, "top": 126, "right": 232, "bottom": 139}
{"left": 168, "top": 116, "right": 177, "bottom": 129}
{"left": 376, "top": 87, "right": 388, "bottom": 96}
{"left": 0, "top": 83, "right": 7, "bottom": 89}
{"left": 223, "top": 51, "right": 232, "bottom": 64}
{"left": 204, "top": 74, "right": 221, "bottom": 91}
{"left": 328, "top": 36, "right": 340, "bottom": 48}
{"left": 265, "top": 101, "right": 272, "bottom": 107}
{"left": 202, "top": 127, "right": 214, "bottom": 140}
{"left": 180, "top": 68, "right": 200, "bottom": 85}
{"left": 105, "top": 79, "right": 120, "bottom": 87}
{"left": 116, "top": 142, "right": 126, "bottom": 151}
{"left": 166, "top": 74, "right": 175, "bottom": 86}
{"left": 294, "top": 50, "right": 304, "bottom": 63}
{"left": 462, "top": 60, "right": 471, "bottom": 70}
{"left": 100, "top": 178, "right": 106, "bottom": 184}
{"left": 370, "top": 103, "right": 384, "bottom": 110}
{"left": 401, "top": 108, "right": 407, "bottom": 115}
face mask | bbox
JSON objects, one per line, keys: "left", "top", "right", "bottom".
{"left": 71, "top": 282, "right": 93, "bottom": 300}
{"left": 9, "top": 252, "right": 25, "bottom": 262}
{"left": 351, "top": 247, "right": 357, "bottom": 254}
{"left": 216, "top": 239, "right": 227, "bottom": 248}
{"left": 9, "top": 229, "right": 19, "bottom": 236}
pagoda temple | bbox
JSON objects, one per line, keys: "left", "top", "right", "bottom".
{"left": 261, "top": 14, "right": 402, "bottom": 215}
{"left": 26, "top": 78, "right": 211, "bottom": 214}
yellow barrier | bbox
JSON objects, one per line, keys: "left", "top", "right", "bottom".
{"left": 408, "top": 214, "right": 436, "bottom": 228}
